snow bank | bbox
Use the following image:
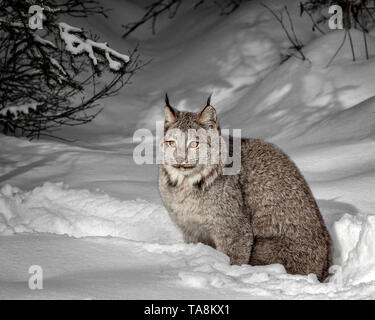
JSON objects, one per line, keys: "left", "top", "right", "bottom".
{"left": 2, "top": 182, "right": 375, "bottom": 293}
{"left": 221, "top": 28, "right": 375, "bottom": 145}
{"left": 0, "top": 182, "right": 182, "bottom": 244}
{"left": 331, "top": 214, "right": 375, "bottom": 286}
{"left": 140, "top": 241, "right": 329, "bottom": 298}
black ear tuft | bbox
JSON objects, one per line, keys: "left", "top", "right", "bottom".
{"left": 164, "top": 93, "right": 178, "bottom": 129}
{"left": 206, "top": 94, "right": 212, "bottom": 107}
{"left": 165, "top": 93, "right": 171, "bottom": 107}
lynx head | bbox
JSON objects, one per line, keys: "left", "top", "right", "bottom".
{"left": 160, "top": 94, "right": 225, "bottom": 188}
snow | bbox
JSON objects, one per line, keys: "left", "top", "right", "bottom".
{"left": 0, "top": 102, "right": 38, "bottom": 119}
{"left": 1, "top": 0, "right": 375, "bottom": 299}
{"left": 0, "top": 182, "right": 180, "bottom": 243}
{"left": 331, "top": 215, "right": 375, "bottom": 286}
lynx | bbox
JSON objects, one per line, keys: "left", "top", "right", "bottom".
{"left": 158, "top": 95, "right": 332, "bottom": 282}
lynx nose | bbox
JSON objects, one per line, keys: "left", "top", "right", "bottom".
{"left": 176, "top": 156, "right": 185, "bottom": 164}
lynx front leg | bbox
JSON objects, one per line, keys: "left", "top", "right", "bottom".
{"left": 183, "top": 232, "right": 199, "bottom": 244}
{"left": 213, "top": 223, "right": 253, "bottom": 265}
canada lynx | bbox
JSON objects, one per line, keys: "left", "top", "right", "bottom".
{"left": 158, "top": 95, "right": 332, "bottom": 281}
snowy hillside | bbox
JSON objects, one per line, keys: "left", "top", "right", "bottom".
{"left": 1, "top": 0, "right": 375, "bottom": 299}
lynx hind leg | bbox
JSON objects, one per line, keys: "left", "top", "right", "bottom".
{"left": 250, "top": 237, "right": 329, "bottom": 282}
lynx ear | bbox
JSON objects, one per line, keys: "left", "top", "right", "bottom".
{"left": 197, "top": 99, "right": 218, "bottom": 129}
{"left": 164, "top": 105, "right": 177, "bottom": 125}
{"left": 164, "top": 94, "right": 177, "bottom": 126}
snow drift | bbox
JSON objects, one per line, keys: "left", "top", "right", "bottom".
{"left": 1, "top": 180, "right": 375, "bottom": 293}
{"left": 0, "top": 182, "right": 181, "bottom": 244}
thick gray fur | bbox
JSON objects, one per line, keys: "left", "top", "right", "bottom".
{"left": 158, "top": 101, "right": 332, "bottom": 282}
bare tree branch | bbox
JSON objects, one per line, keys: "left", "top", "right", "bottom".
{"left": 122, "top": 0, "right": 251, "bottom": 38}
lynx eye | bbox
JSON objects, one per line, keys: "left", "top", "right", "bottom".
{"left": 189, "top": 141, "right": 199, "bottom": 148}
{"left": 166, "top": 140, "right": 176, "bottom": 148}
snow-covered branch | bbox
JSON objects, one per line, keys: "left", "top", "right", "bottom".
{"left": 58, "top": 22, "right": 129, "bottom": 71}
{"left": 0, "top": 102, "right": 39, "bottom": 119}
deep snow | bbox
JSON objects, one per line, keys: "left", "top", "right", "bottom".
{"left": 1, "top": 0, "right": 375, "bottom": 299}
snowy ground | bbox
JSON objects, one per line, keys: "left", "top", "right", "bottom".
{"left": 1, "top": 0, "right": 375, "bottom": 299}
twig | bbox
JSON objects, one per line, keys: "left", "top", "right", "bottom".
{"left": 303, "top": 6, "right": 326, "bottom": 35}
{"left": 360, "top": 1, "right": 369, "bottom": 59}
{"left": 347, "top": 29, "right": 356, "bottom": 61}
{"left": 260, "top": 2, "right": 306, "bottom": 61}
{"left": 326, "top": 30, "right": 347, "bottom": 68}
